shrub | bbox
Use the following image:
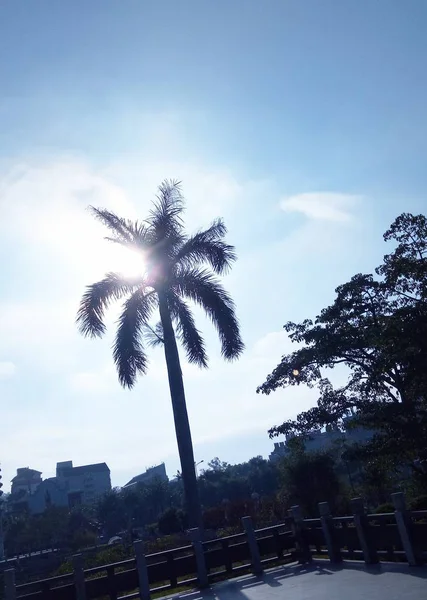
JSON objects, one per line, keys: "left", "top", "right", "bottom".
{"left": 373, "top": 503, "right": 394, "bottom": 514}
{"left": 157, "top": 508, "right": 187, "bottom": 535}
{"left": 410, "top": 495, "right": 427, "bottom": 510}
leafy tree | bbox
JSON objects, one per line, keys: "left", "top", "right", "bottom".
{"left": 158, "top": 507, "right": 187, "bottom": 535}
{"left": 141, "top": 478, "right": 171, "bottom": 521}
{"left": 198, "top": 456, "right": 280, "bottom": 508}
{"left": 206, "top": 457, "right": 229, "bottom": 472}
{"left": 77, "top": 181, "right": 244, "bottom": 527}
{"left": 258, "top": 213, "right": 427, "bottom": 472}
{"left": 278, "top": 449, "right": 343, "bottom": 517}
{"left": 96, "top": 489, "right": 127, "bottom": 538}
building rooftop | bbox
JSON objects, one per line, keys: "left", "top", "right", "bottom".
{"left": 124, "top": 463, "right": 167, "bottom": 487}
{"left": 11, "top": 468, "right": 42, "bottom": 482}
{"left": 60, "top": 462, "right": 110, "bottom": 477}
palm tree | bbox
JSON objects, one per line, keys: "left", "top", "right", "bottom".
{"left": 76, "top": 180, "right": 244, "bottom": 528}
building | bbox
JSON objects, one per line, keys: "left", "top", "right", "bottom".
{"left": 55, "top": 461, "right": 111, "bottom": 506}
{"left": 123, "top": 463, "right": 168, "bottom": 488}
{"left": 270, "top": 441, "right": 288, "bottom": 461}
{"left": 11, "top": 468, "right": 42, "bottom": 495}
{"left": 27, "top": 478, "right": 69, "bottom": 514}
{"left": 269, "top": 424, "right": 373, "bottom": 462}
{"left": 9, "top": 461, "right": 111, "bottom": 514}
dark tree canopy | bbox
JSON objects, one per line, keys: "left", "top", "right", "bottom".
{"left": 278, "top": 449, "right": 343, "bottom": 517}
{"left": 258, "top": 213, "right": 427, "bottom": 468}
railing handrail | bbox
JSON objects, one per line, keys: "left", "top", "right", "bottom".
{"left": 14, "top": 571, "right": 74, "bottom": 591}
{"left": 255, "top": 523, "right": 292, "bottom": 534}
{"left": 85, "top": 557, "right": 136, "bottom": 574}
{"left": 144, "top": 543, "right": 193, "bottom": 560}
{"left": 203, "top": 531, "right": 246, "bottom": 546}
{"left": 13, "top": 524, "right": 282, "bottom": 590}
{"left": 11, "top": 501, "right": 427, "bottom": 595}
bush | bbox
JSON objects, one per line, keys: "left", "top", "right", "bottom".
{"left": 410, "top": 495, "right": 427, "bottom": 510}
{"left": 203, "top": 506, "right": 226, "bottom": 530}
{"left": 69, "top": 530, "right": 97, "bottom": 552}
{"left": 373, "top": 503, "right": 394, "bottom": 514}
{"left": 53, "top": 544, "right": 131, "bottom": 577}
{"left": 278, "top": 451, "right": 342, "bottom": 517}
{"left": 157, "top": 508, "right": 187, "bottom": 535}
{"left": 145, "top": 534, "right": 187, "bottom": 553}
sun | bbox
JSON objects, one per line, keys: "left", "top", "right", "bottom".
{"left": 106, "top": 245, "right": 147, "bottom": 280}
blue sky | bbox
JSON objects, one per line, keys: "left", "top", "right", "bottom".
{"left": 1, "top": 0, "right": 426, "bottom": 490}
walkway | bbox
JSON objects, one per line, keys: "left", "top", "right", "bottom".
{"left": 169, "top": 561, "right": 427, "bottom": 600}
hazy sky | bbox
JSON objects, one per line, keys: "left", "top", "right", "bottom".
{"left": 1, "top": 1, "right": 426, "bottom": 490}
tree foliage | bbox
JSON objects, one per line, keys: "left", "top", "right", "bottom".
{"left": 3, "top": 506, "right": 98, "bottom": 557}
{"left": 198, "top": 456, "right": 279, "bottom": 507}
{"left": 278, "top": 449, "right": 343, "bottom": 517}
{"left": 258, "top": 213, "right": 427, "bottom": 469}
{"left": 76, "top": 180, "right": 243, "bottom": 386}
{"left": 96, "top": 478, "right": 180, "bottom": 538}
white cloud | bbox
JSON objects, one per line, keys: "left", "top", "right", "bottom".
{"left": 280, "top": 192, "right": 360, "bottom": 222}
{"left": 0, "top": 361, "right": 16, "bottom": 379}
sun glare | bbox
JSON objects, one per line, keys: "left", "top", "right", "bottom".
{"left": 108, "top": 246, "right": 146, "bottom": 280}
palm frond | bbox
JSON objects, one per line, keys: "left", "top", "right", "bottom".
{"left": 147, "top": 180, "right": 185, "bottom": 247}
{"left": 113, "top": 290, "right": 157, "bottom": 388}
{"left": 76, "top": 273, "right": 140, "bottom": 337}
{"left": 175, "top": 219, "right": 236, "bottom": 274}
{"left": 142, "top": 322, "right": 164, "bottom": 348}
{"left": 90, "top": 207, "right": 136, "bottom": 242}
{"left": 168, "top": 293, "right": 208, "bottom": 368}
{"left": 173, "top": 267, "right": 244, "bottom": 360}
{"left": 91, "top": 207, "right": 153, "bottom": 250}
{"left": 104, "top": 224, "right": 152, "bottom": 250}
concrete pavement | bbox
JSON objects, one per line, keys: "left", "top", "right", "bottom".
{"left": 168, "top": 561, "right": 427, "bottom": 600}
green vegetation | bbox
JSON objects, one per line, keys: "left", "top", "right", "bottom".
{"left": 2, "top": 505, "right": 97, "bottom": 557}
{"left": 259, "top": 212, "right": 427, "bottom": 484}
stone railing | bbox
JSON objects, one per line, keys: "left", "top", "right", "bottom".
{"left": 2, "top": 492, "right": 427, "bottom": 600}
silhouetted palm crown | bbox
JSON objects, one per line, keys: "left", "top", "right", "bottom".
{"left": 77, "top": 181, "right": 244, "bottom": 387}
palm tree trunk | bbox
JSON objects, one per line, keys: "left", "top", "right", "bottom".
{"left": 158, "top": 293, "right": 203, "bottom": 529}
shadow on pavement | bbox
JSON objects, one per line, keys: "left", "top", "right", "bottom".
{"left": 171, "top": 560, "right": 427, "bottom": 600}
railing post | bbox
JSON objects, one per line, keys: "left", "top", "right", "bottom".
{"left": 290, "top": 506, "right": 312, "bottom": 564}
{"left": 106, "top": 565, "right": 117, "bottom": 600}
{"left": 318, "top": 502, "right": 342, "bottom": 563}
{"left": 242, "top": 516, "right": 263, "bottom": 575}
{"left": 188, "top": 528, "right": 209, "bottom": 589}
{"left": 351, "top": 498, "right": 378, "bottom": 564}
{"left": 134, "top": 540, "right": 151, "bottom": 600}
{"left": 73, "top": 554, "right": 87, "bottom": 600}
{"left": 4, "top": 569, "right": 16, "bottom": 600}
{"left": 391, "top": 492, "right": 422, "bottom": 566}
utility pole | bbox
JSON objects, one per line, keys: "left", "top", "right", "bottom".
{"left": 0, "top": 464, "right": 4, "bottom": 561}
